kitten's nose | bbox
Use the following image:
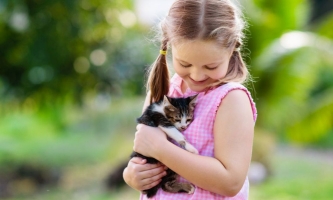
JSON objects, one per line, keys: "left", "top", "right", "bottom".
{"left": 181, "top": 126, "right": 186, "bottom": 131}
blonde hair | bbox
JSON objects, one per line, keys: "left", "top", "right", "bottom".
{"left": 146, "top": 0, "right": 248, "bottom": 103}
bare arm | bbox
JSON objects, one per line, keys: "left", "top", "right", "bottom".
{"left": 134, "top": 90, "right": 254, "bottom": 196}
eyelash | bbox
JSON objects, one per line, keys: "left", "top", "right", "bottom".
{"left": 180, "top": 63, "right": 217, "bottom": 70}
{"left": 205, "top": 66, "right": 217, "bottom": 70}
{"left": 180, "top": 63, "right": 191, "bottom": 68}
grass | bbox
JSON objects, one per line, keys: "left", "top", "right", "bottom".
{"left": 0, "top": 96, "right": 144, "bottom": 167}
{"left": 3, "top": 145, "right": 333, "bottom": 200}
{"left": 250, "top": 146, "right": 333, "bottom": 200}
{"left": 1, "top": 96, "right": 333, "bottom": 200}
{"left": 0, "top": 96, "right": 144, "bottom": 199}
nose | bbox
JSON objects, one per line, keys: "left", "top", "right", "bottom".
{"left": 181, "top": 126, "right": 186, "bottom": 130}
{"left": 190, "top": 67, "right": 206, "bottom": 82}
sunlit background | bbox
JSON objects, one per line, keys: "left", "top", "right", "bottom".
{"left": 0, "top": 0, "right": 333, "bottom": 199}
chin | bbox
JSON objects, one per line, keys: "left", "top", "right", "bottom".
{"left": 188, "top": 86, "right": 207, "bottom": 93}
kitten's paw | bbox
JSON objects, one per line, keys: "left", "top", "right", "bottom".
{"left": 182, "top": 183, "right": 195, "bottom": 194}
{"left": 188, "top": 185, "right": 195, "bottom": 194}
{"left": 185, "top": 143, "right": 199, "bottom": 154}
{"left": 179, "top": 141, "right": 199, "bottom": 154}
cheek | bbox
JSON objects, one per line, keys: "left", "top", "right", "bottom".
{"left": 208, "top": 66, "right": 228, "bottom": 80}
{"left": 174, "top": 122, "right": 181, "bottom": 128}
{"left": 209, "top": 71, "right": 226, "bottom": 80}
{"left": 173, "top": 64, "right": 188, "bottom": 77}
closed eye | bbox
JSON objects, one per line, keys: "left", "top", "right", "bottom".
{"left": 205, "top": 65, "right": 218, "bottom": 70}
{"left": 180, "top": 63, "right": 192, "bottom": 68}
{"left": 178, "top": 62, "right": 192, "bottom": 68}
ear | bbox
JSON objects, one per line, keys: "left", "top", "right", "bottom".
{"left": 163, "top": 95, "right": 172, "bottom": 106}
{"left": 163, "top": 95, "right": 176, "bottom": 111}
{"left": 189, "top": 94, "right": 198, "bottom": 104}
{"left": 188, "top": 94, "right": 198, "bottom": 109}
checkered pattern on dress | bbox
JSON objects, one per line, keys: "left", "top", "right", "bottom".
{"left": 140, "top": 74, "right": 257, "bottom": 200}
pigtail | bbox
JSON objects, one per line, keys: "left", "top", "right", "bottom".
{"left": 146, "top": 38, "right": 169, "bottom": 104}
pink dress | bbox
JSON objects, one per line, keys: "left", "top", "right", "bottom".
{"left": 140, "top": 74, "right": 257, "bottom": 200}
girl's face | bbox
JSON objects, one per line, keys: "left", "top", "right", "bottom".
{"left": 172, "top": 39, "right": 233, "bottom": 93}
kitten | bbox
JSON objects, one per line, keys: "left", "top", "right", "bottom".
{"left": 131, "top": 95, "right": 198, "bottom": 198}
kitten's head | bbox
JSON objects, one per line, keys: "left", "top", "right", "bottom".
{"left": 163, "top": 95, "right": 198, "bottom": 131}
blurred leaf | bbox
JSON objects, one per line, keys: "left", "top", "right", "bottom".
{"left": 253, "top": 31, "right": 333, "bottom": 145}
{"left": 0, "top": 0, "right": 154, "bottom": 104}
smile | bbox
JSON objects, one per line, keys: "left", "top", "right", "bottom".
{"left": 189, "top": 77, "right": 208, "bottom": 85}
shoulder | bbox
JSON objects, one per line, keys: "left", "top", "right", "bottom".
{"left": 216, "top": 82, "right": 246, "bottom": 93}
{"left": 213, "top": 82, "right": 257, "bottom": 121}
{"left": 217, "top": 89, "right": 255, "bottom": 123}
{"left": 222, "top": 89, "right": 251, "bottom": 109}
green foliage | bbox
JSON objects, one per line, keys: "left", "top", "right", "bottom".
{"left": 312, "top": 12, "right": 333, "bottom": 39}
{"left": 253, "top": 32, "right": 333, "bottom": 145}
{"left": 0, "top": 96, "right": 143, "bottom": 167}
{"left": 240, "top": 0, "right": 333, "bottom": 146}
{"left": 240, "top": 0, "right": 310, "bottom": 59}
{"left": 2, "top": 0, "right": 331, "bottom": 146}
{"left": 0, "top": 2, "right": 333, "bottom": 198}
{"left": 0, "top": 0, "right": 154, "bottom": 103}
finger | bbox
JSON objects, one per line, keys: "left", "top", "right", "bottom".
{"left": 140, "top": 179, "right": 162, "bottom": 191}
{"left": 160, "top": 163, "right": 168, "bottom": 170}
{"left": 141, "top": 170, "right": 167, "bottom": 190}
{"left": 140, "top": 162, "right": 165, "bottom": 172}
{"left": 130, "top": 157, "right": 146, "bottom": 164}
{"left": 141, "top": 167, "right": 167, "bottom": 183}
{"left": 136, "top": 124, "right": 143, "bottom": 130}
{"left": 130, "top": 157, "right": 146, "bottom": 165}
{"left": 140, "top": 158, "right": 147, "bottom": 164}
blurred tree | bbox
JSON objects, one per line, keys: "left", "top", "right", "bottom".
{"left": 0, "top": 1, "right": 156, "bottom": 194}
{"left": 240, "top": 0, "right": 333, "bottom": 146}
{"left": 0, "top": 0, "right": 154, "bottom": 106}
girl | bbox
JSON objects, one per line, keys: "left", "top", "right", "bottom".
{"left": 123, "top": 0, "right": 257, "bottom": 199}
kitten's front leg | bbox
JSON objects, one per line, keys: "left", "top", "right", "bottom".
{"left": 158, "top": 126, "right": 198, "bottom": 154}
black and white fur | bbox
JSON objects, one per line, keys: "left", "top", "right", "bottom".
{"left": 131, "top": 95, "right": 198, "bottom": 198}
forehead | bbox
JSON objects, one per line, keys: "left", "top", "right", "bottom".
{"left": 171, "top": 39, "right": 232, "bottom": 64}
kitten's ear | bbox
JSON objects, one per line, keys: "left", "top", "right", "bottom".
{"left": 189, "top": 94, "right": 198, "bottom": 109}
{"left": 189, "top": 94, "right": 198, "bottom": 103}
{"left": 163, "top": 96, "right": 176, "bottom": 111}
{"left": 163, "top": 95, "right": 172, "bottom": 106}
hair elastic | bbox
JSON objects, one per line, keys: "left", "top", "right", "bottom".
{"left": 160, "top": 50, "right": 167, "bottom": 55}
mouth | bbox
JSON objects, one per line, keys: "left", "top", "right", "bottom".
{"left": 189, "top": 77, "right": 208, "bottom": 85}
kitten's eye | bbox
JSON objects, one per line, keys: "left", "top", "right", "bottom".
{"left": 175, "top": 119, "right": 181, "bottom": 123}
{"left": 186, "top": 119, "right": 192, "bottom": 123}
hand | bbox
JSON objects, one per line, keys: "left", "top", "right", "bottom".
{"left": 133, "top": 124, "right": 167, "bottom": 158}
{"left": 123, "top": 157, "right": 167, "bottom": 191}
